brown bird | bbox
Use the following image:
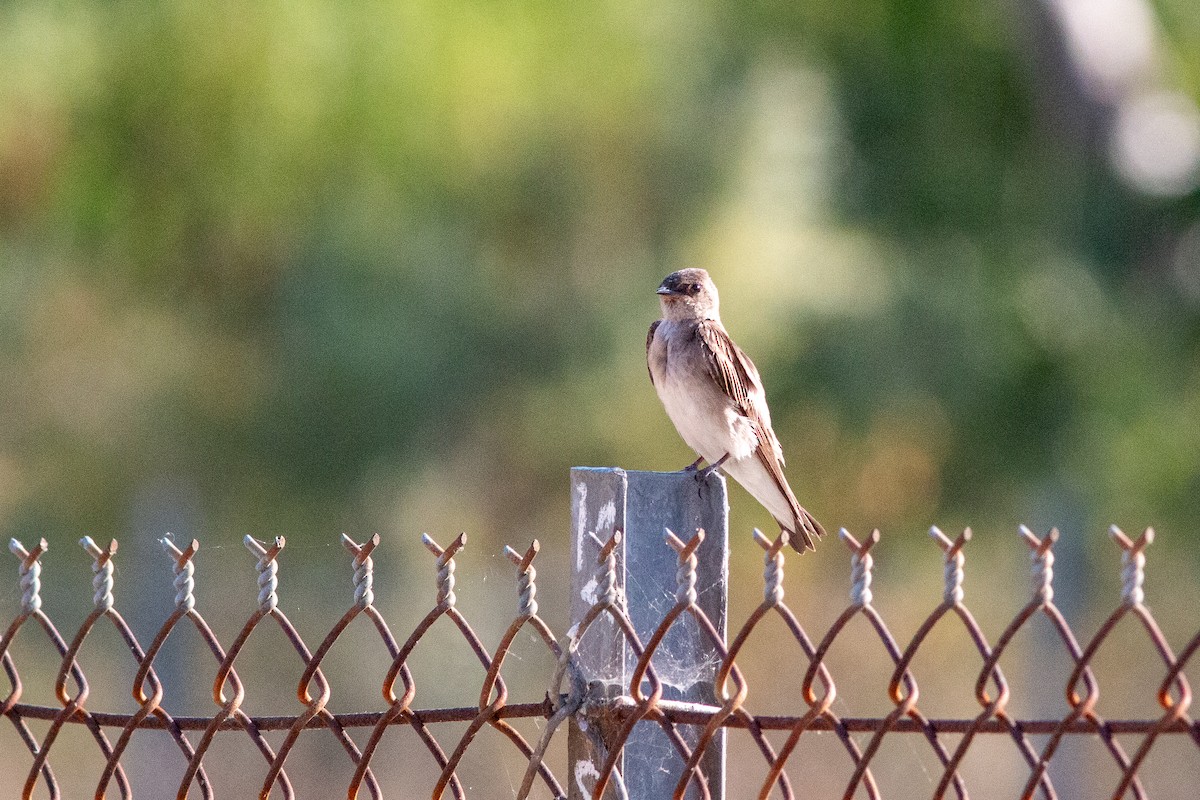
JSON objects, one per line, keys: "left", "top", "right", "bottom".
{"left": 646, "top": 268, "right": 824, "bottom": 552}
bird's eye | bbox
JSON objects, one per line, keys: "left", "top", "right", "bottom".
{"left": 688, "top": 283, "right": 701, "bottom": 295}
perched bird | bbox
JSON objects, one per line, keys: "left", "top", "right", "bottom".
{"left": 646, "top": 268, "right": 824, "bottom": 552}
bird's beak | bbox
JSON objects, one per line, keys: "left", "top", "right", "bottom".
{"left": 656, "top": 286, "right": 676, "bottom": 296}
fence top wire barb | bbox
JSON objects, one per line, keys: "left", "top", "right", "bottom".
{"left": 1, "top": 517, "right": 1197, "bottom": 800}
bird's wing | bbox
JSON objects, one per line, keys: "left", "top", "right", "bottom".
{"left": 696, "top": 320, "right": 782, "bottom": 462}
{"left": 646, "top": 320, "right": 662, "bottom": 384}
{"left": 697, "top": 320, "right": 822, "bottom": 550}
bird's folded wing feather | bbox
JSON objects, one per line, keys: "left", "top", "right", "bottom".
{"left": 698, "top": 320, "right": 821, "bottom": 550}
{"left": 697, "top": 320, "right": 803, "bottom": 495}
{"left": 696, "top": 320, "right": 782, "bottom": 460}
{"left": 645, "top": 320, "right": 661, "bottom": 384}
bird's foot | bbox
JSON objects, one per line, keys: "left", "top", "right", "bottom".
{"left": 681, "top": 456, "right": 706, "bottom": 473}
{"left": 696, "top": 453, "right": 730, "bottom": 480}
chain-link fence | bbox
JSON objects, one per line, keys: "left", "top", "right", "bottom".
{"left": 2, "top": 473, "right": 1198, "bottom": 799}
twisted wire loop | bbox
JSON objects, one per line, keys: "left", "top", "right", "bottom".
{"left": 438, "top": 540, "right": 566, "bottom": 800}
{"left": 701, "top": 531, "right": 814, "bottom": 800}
{"left": 259, "top": 534, "right": 381, "bottom": 800}
{"left": 352, "top": 533, "right": 468, "bottom": 800}
{"left": 1023, "top": 527, "right": 1157, "bottom": 800}
{"left": 578, "top": 526, "right": 708, "bottom": 800}
{"left": 147, "top": 536, "right": 297, "bottom": 800}
{"left": 421, "top": 534, "right": 560, "bottom": 800}
{"left": 936, "top": 527, "right": 1061, "bottom": 800}
{"left": 347, "top": 534, "right": 465, "bottom": 800}
{"left": 795, "top": 529, "right": 893, "bottom": 800}
{"left": 226, "top": 536, "right": 379, "bottom": 800}
{"left": 3, "top": 538, "right": 65, "bottom": 799}
{"left": 516, "top": 531, "right": 618, "bottom": 800}
{"left": 179, "top": 536, "right": 295, "bottom": 800}
{"left": 607, "top": 528, "right": 710, "bottom": 800}
{"left": 1104, "top": 527, "right": 1194, "bottom": 800}
{"left": 354, "top": 531, "right": 553, "bottom": 800}
{"left": 929, "top": 528, "right": 1053, "bottom": 800}
{"left": 567, "top": 531, "right": 645, "bottom": 800}
{"left": 827, "top": 528, "right": 968, "bottom": 800}
{"left": 519, "top": 530, "right": 638, "bottom": 800}
{"left": 98, "top": 537, "right": 213, "bottom": 800}
{"left": 661, "top": 528, "right": 725, "bottom": 800}
{"left": 1163, "top": 621, "right": 1200, "bottom": 749}
{"left": 21, "top": 537, "right": 133, "bottom": 800}
{"left": 511, "top": 534, "right": 579, "bottom": 795}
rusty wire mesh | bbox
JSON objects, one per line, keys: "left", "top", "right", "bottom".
{"left": 2, "top": 523, "right": 1197, "bottom": 800}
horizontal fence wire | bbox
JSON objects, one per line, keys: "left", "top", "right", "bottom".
{"left": 1, "top": 523, "right": 1198, "bottom": 800}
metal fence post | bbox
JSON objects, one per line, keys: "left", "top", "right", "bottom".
{"left": 569, "top": 467, "right": 729, "bottom": 800}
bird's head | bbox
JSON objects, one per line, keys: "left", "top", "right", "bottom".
{"left": 656, "top": 268, "right": 719, "bottom": 321}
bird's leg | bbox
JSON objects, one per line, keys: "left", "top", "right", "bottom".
{"left": 681, "top": 456, "right": 706, "bottom": 473}
{"left": 697, "top": 453, "right": 730, "bottom": 479}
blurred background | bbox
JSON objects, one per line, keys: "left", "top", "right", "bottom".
{"left": 2, "top": 0, "right": 1199, "bottom": 797}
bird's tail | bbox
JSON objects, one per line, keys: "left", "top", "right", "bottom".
{"left": 725, "top": 446, "right": 825, "bottom": 554}
{"left": 787, "top": 505, "right": 826, "bottom": 553}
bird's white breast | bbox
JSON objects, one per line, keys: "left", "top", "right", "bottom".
{"left": 650, "top": 321, "right": 758, "bottom": 463}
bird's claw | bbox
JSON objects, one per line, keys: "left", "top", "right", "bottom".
{"left": 696, "top": 453, "right": 730, "bottom": 480}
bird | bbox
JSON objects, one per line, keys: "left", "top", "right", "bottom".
{"left": 646, "top": 268, "right": 824, "bottom": 552}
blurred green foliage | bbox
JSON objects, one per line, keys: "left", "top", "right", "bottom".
{"left": 4, "top": 6, "right": 1200, "bottom": 797}
{"left": 1, "top": 0, "right": 1199, "bottom": 569}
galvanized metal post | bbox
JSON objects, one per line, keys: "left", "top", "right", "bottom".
{"left": 569, "top": 467, "right": 728, "bottom": 800}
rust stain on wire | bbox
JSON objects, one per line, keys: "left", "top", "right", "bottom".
{"left": 1, "top": 524, "right": 1197, "bottom": 800}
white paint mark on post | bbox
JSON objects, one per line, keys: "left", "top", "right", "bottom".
{"left": 575, "top": 482, "right": 588, "bottom": 571}
{"left": 574, "top": 759, "right": 600, "bottom": 797}
{"left": 597, "top": 500, "right": 616, "bottom": 536}
{"left": 580, "top": 575, "right": 599, "bottom": 605}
